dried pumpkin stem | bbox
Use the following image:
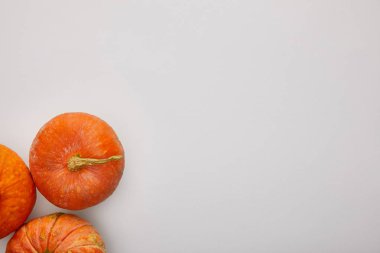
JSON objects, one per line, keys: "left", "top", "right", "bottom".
{"left": 68, "top": 154, "right": 123, "bottom": 172}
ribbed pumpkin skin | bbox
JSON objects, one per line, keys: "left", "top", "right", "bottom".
{"left": 0, "top": 144, "right": 36, "bottom": 239}
{"left": 29, "top": 112, "right": 125, "bottom": 210}
{"left": 6, "top": 213, "right": 106, "bottom": 253}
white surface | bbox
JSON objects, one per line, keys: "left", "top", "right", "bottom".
{"left": 1, "top": 0, "right": 380, "bottom": 252}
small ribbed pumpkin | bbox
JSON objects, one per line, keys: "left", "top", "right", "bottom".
{"left": 6, "top": 213, "right": 106, "bottom": 253}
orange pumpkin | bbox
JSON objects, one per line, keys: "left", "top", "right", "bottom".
{"left": 6, "top": 213, "right": 106, "bottom": 253}
{"left": 30, "top": 112, "right": 125, "bottom": 210}
{"left": 0, "top": 144, "right": 36, "bottom": 239}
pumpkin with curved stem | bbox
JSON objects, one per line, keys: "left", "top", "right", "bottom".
{"left": 30, "top": 112, "right": 125, "bottom": 210}
{"left": 0, "top": 144, "right": 36, "bottom": 239}
{"left": 6, "top": 213, "right": 106, "bottom": 253}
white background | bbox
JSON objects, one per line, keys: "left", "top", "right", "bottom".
{"left": 1, "top": 1, "right": 380, "bottom": 252}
